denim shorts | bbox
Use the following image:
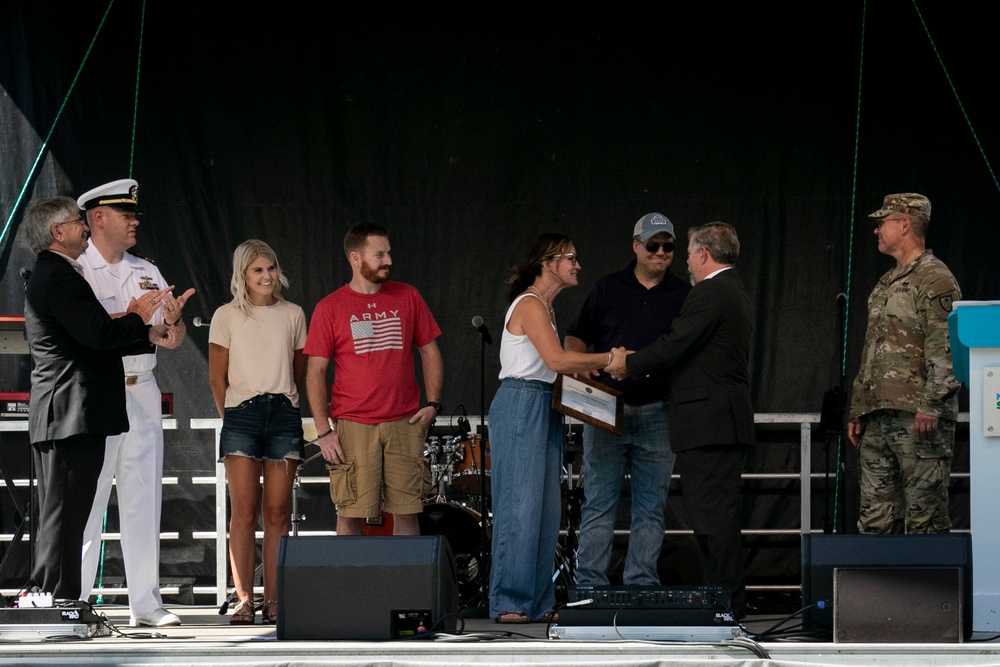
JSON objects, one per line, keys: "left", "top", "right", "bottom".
{"left": 219, "top": 393, "right": 305, "bottom": 463}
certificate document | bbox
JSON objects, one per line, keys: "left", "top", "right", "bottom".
{"left": 552, "top": 374, "right": 623, "bottom": 435}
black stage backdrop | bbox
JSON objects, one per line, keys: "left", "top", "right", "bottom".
{"left": 1, "top": 1, "right": 997, "bottom": 597}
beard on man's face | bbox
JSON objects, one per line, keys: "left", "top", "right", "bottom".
{"left": 361, "top": 260, "right": 389, "bottom": 284}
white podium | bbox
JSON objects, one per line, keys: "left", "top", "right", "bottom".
{"left": 950, "top": 301, "right": 1000, "bottom": 631}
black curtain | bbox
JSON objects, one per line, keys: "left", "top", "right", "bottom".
{"left": 1, "top": 0, "right": 995, "bottom": 592}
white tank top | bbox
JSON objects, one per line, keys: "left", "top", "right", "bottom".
{"left": 498, "top": 293, "right": 558, "bottom": 383}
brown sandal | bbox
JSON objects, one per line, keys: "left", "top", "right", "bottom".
{"left": 230, "top": 599, "right": 256, "bottom": 625}
{"left": 496, "top": 611, "right": 530, "bottom": 624}
{"left": 261, "top": 599, "right": 278, "bottom": 624}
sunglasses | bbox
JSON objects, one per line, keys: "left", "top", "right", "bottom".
{"left": 643, "top": 241, "right": 675, "bottom": 253}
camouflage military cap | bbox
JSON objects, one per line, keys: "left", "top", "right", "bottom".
{"left": 868, "top": 193, "right": 931, "bottom": 221}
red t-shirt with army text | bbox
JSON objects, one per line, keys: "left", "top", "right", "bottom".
{"left": 304, "top": 281, "right": 441, "bottom": 424}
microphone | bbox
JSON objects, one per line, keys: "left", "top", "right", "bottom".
{"left": 836, "top": 292, "right": 847, "bottom": 308}
{"left": 192, "top": 316, "right": 211, "bottom": 328}
{"left": 471, "top": 315, "right": 493, "bottom": 345}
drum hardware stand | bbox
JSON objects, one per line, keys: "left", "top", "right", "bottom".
{"left": 424, "top": 434, "right": 466, "bottom": 503}
{"left": 291, "top": 445, "right": 324, "bottom": 537}
{"left": 559, "top": 426, "right": 583, "bottom": 589}
{"left": 471, "top": 315, "right": 493, "bottom": 614}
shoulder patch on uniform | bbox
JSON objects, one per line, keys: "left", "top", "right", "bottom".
{"left": 127, "top": 250, "right": 156, "bottom": 264}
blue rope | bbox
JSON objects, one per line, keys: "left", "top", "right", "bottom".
{"left": 834, "top": 0, "right": 868, "bottom": 532}
{"left": 97, "top": 0, "right": 146, "bottom": 606}
{"left": 911, "top": 0, "right": 1000, "bottom": 194}
{"left": 0, "top": 0, "right": 117, "bottom": 251}
{"left": 128, "top": 0, "right": 147, "bottom": 177}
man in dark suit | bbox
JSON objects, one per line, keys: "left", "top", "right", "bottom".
{"left": 22, "top": 196, "right": 174, "bottom": 599}
{"left": 607, "top": 221, "right": 753, "bottom": 613}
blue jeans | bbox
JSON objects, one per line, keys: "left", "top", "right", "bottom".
{"left": 488, "top": 377, "right": 563, "bottom": 621}
{"left": 219, "top": 393, "right": 305, "bottom": 462}
{"left": 576, "top": 401, "right": 674, "bottom": 585}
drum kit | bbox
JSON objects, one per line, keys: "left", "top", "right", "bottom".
{"left": 425, "top": 433, "right": 491, "bottom": 496}
{"left": 418, "top": 431, "right": 492, "bottom": 606}
{"left": 420, "top": 428, "right": 584, "bottom": 608}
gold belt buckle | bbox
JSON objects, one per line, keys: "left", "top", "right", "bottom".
{"left": 125, "top": 375, "right": 138, "bottom": 386}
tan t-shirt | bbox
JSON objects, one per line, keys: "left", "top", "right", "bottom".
{"left": 209, "top": 300, "right": 307, "bottom": 408}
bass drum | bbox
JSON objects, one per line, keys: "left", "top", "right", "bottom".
{"left": 418, "top": 502, "right": 491, "bottom": 606}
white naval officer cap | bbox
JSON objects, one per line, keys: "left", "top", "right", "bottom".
{"left": 77, "top": 178, "right": 141, "bottom": 213}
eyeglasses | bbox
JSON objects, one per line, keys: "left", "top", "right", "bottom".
{"left": 644, "top": 241, "right": 675, "bottom": 253}
{"left": 874, "top": 215, "right": 906, "bottom": 229}
{"left": 58, "top": 217, "right": 87, "bottom": 227}
{"left": 551, "top": 253, "right": 580, "bottom": 265}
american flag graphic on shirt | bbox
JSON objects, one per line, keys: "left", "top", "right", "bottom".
{"left": 351, "top": 317, "right": 404, "bottom": 353}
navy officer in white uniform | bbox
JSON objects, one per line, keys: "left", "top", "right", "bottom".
{"left": 76, "top": 179, "right": 194, "bottom": 627}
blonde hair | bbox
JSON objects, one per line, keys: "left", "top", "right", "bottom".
{"left": 229, "top": 239, "right": 290, "bottom": 314}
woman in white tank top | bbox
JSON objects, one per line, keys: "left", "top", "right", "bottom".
{"left": 488, "top": 233, "right": 624, "bottom": 623}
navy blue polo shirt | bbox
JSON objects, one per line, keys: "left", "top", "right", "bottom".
{"left": 566, "top": 260, "right": 691, "bottom": 404}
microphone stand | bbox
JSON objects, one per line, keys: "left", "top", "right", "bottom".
{"left": 818, "top": 293, "right": 848, "bottom": 533}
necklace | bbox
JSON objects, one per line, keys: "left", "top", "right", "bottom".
{"left": 526, "top": 286, "right": 556, "bottom": 325}
{"left": 248, "top": 302, "right": 272, "bottom": 327}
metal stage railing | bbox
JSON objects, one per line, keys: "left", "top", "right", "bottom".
{"left": 0, "top": 413, "right": 971, "bottom": 602}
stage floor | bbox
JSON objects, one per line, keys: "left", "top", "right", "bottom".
{"left": 1, "top": 606, "right": 1000, "bottom": 667}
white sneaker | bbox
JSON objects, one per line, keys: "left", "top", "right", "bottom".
{"left": 131, "top": 608, "right": 182, "bottom": 627}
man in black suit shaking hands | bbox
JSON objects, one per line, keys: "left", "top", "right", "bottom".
{"left": 607, "top": 221, "right": 753, "bottom": 614}
{"left": 22, "top": 196, "right": 176, "bottom": 600}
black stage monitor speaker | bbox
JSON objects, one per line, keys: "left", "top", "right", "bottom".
{"left": 834, "top": 567, "right": 962, "bottom": 642}
{"left": 276, "top": 535, "right": 459, "bottom": 640}
{"left": 801, "top": 533, "right": 972, "bottom": 641}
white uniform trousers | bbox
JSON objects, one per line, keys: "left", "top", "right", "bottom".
{"left": 80, "top": 372, "right": 164, "bottom": 616}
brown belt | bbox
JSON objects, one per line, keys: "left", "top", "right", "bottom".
{"left": 125, "top": 370, "right": 153, "bottom": 386}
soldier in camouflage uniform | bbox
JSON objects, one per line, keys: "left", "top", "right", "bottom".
{"left": 847, "top": 193, "right": 962, "bottom": 534}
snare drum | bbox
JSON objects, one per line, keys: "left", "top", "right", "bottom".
{"left": 451, "top": 437, "right": 491, "bottom": 495}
